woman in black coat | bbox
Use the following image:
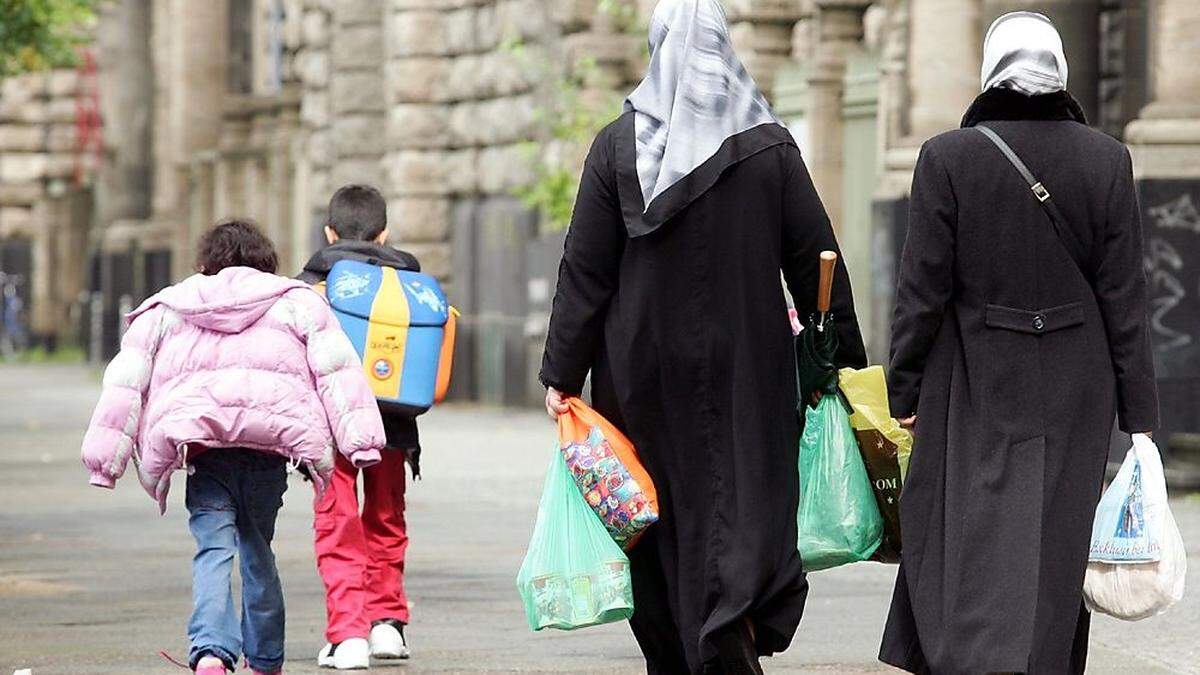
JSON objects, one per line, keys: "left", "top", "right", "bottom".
{"left": 540, "top": 1, "right": 865, "bottom": 672}
{"left": 880, "top": 13, "right": 1158, "bottom": 675}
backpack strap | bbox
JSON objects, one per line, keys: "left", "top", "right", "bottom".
{"left": 975, "top": 124, "right": 1092, "bottom": 283}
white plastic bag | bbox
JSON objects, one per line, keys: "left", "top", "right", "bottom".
{"left": 1083, "top": 434, "right": 1186, "bottom": 620}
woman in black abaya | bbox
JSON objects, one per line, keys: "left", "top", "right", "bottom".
{"left": 539, "top": 1, "right": 866, "bottom": 672}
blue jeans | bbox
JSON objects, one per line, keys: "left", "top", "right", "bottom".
{"left": 186, "top": 449, "right": 288, "bottom": 672}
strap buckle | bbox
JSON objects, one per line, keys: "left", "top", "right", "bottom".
{"left": 1032, "top": 182, "right": 1051, "bottom": 203}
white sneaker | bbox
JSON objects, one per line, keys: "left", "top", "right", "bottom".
{"left": 317, "top": 638, "right": 370, "bottom": 670}
{"left": 369, "top": 620, "right": 410, "bottom": 660}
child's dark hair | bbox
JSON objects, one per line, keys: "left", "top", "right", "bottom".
{"left": 195, "top": 219, "right": 279, "bottom": 275}
{"left": 327, "top": 184, "right": 387, "bottom": 241}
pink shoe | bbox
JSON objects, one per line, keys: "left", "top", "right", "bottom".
{"left": 194, "top": 655, "right": 228, "bottom": 675}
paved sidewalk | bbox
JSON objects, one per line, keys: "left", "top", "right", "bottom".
{"left": 0, "top": 364, "right": 1195, "bottom": 674}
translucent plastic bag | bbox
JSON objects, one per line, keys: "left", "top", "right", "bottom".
{"left": 516, "top": 448, "right": 635, "bottom": 631}
{"left": 797, "top": 395, "right": 884, "bottom": 571}
{"left": 839, "top": 366, "right": 912, "bottom": 563}
{"left": 1084, "top": 434, "right": 1187, "bottom": 620}
{"left": 1089, "top": 434, "right": 1170, "bottom": 563}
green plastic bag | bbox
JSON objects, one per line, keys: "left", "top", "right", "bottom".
{"left": 516, "top": 448, "right": 634, "bottom": 631}
{"left": 797, "top": 395, "right": 884, "bottom": 571}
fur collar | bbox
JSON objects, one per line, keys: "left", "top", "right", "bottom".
{"left": 960, "top": 88, "right": 1087, "bottom": 128}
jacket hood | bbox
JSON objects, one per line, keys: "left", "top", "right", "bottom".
{"left": 128, "top": 267, "right": 314, "bottom": 333}
{"left": 960, "top": 87, "right": 1087, "bottom": 128}
{"left": 298, "top": 240, "right": 421, "bottom": 283}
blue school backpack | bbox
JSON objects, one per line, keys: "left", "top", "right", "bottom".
{"left": 325, "top": 259, "right": 458, "bottom": 416}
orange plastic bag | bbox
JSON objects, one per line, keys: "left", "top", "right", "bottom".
{"left": 558, "top": 398, "right": 659, "bottom": 549}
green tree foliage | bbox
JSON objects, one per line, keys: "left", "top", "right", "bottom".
{"left": 508, "top": 0, "right": 641, "bottom": 233}
{"left": 597, "top": 0, "right": 638, "bottom": 33}
{"left": 513, "top": 51, "right": 623, "bottom": 233}
{"left": 0, "top": 0, "right": 97, "bottom": 77}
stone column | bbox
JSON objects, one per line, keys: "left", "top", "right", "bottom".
{"left": 185, "top": 152, "right": 216, "bottom": 266}
{"left": 214, "top": 108, "right": 251, "bottom": 221}
{"left": 1097, "top": 0, "right": 1150, "bottom": 139}
{"left": 150, "top": 0, "right": 227, "bottom": 280}
{"left": 269, "top": 90, "right": 300, "bottom": 272}
{"left": 805, "top": 0, "right": 870, "bottom": 231}
{"left": 383, "top": 3, "right": 465, "bottom": 282}
{"left": 1125, "top": 0, "right": 1200, "bottom": 179}
{"left": 727, "top": 0, "right": 809, "bottom": 99}
{"left": 871, "top": 0, "right": 982, "bottom": 363}
{"left": 55, "top": 188, "right": 93, "bottom": 346}
{"left": 1124, "top": 0, "right": 1200, "bottom": 447}
{"left": 95, "top": 0, "right": 153, "bottom": 228}
{"left": 152, "top": 0, "right": 227, "bottom": 220}
{"left": 791, "top": 0, "right": 818, "bottom": 61}
{"left": 29, "top": 199, "right": 55, "bottom": 338}
{"left": 879, "top": 0, "right": 984, "bottom": 211}
{"left": 94, "top": 0, "right": 154, "bottom": 356}
{"left": 330, "top": 0, "right": 386, "bottom": 189}
{"left": 296, "top": 0, "right": 332, "bottom": 255}
{"left": 906, "top": 0, "right": 982, "bottom": 142}
{"left": 877, "top": 0, "right": 907, "bottom": 156}
{"left": 247, "top": 100, "right": 275, "bottom": 222}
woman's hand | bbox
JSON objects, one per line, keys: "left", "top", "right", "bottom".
{"left": 898, "top": 415, "right": 917, "bottom": 430}
{"left": 545, "top": 387, "right": 570, "bottom": 420}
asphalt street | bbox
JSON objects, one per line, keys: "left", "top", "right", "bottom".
{"left": 0, "top": 364, "right": 1195, "bottom": 674}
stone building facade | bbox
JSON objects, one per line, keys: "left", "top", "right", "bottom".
{"left": 67, "top": 0, "right": 813, "bottom": 401}
{"left": 1, "top": 0, "right": 1197, "bottom": 439}
{"left": 0, "top": 66, "right": 97, "bottom": 351}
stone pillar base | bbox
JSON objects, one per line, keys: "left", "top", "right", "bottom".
{"left": 1127, "top": 116, "right": 1200, "bottom": 460}
{"left": 1130, "top": 172, "right": 1200, "bottom": 445}
{"left": 1126, "top": 117, "right": 1200, "bottom": 180}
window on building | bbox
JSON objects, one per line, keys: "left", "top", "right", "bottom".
{"left": 227, "top": 0, "right": 254, "bottom": 94}
{"left": 263, "top": 0, "right": 285, "bottom": 94}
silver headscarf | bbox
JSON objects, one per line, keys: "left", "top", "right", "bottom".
{"left": 625, "top": 0, "right": 781, "bottom": 211}
{"left": 981, "top": 11, "right": 1069, "bottom": 95}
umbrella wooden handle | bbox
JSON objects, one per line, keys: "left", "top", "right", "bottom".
{"left": 817, "top": 251, "right": 837, "bottom": 313}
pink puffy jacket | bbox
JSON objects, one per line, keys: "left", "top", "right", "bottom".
{"left": 81, "top": 267, "right": 385, "bottom": 511}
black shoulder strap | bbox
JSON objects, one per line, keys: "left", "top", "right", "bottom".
{"left": 975, "top": 124, "right": 1092, "bottom": 282}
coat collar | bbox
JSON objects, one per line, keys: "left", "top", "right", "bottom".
{"left": 960, "top": 88, "right": 1087, "bottom": 128}
{"left": 298, "top": 240, "right": 417, "bottom": 283}
{"left": 613, "top": 111, "right": 796, "bottom": 238}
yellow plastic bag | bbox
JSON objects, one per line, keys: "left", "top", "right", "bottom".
{"left": 839, "top": 366, "right": 913, "bottom": 562}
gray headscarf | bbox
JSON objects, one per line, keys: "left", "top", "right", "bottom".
{"left": 981, "top": 11, "right": 1069, "bottom": 95}
{"left": 625, "top": 0, "right": 781, "bottom": 212}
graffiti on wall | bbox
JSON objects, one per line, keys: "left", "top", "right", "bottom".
{"left": 1145, "top": 191, "right": 1200, "bottom": 361}
{"left": 1145, "top": 235, "right": 1189, "bottom": 352}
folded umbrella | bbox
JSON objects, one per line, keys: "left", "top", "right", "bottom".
{"left": 795, "top": 251, "right": 842, "bottom": 407}
{"left": 793, "top": 250, "right": 884, "bottom": 569}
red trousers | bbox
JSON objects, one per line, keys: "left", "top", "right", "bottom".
{"left": 314, "top": 451, "right": 409, "bottom": 643}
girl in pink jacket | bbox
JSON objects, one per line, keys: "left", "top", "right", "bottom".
{"left": 81, "top": 220, "right": 386, "bottom": 675}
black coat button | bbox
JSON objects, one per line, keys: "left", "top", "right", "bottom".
{"left": 1032, "top": 315, "right": 1046, "bottom": 332}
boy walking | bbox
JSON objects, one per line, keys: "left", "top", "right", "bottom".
{"left": 300, "top": 185, "right": 420, "bottom": 670}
